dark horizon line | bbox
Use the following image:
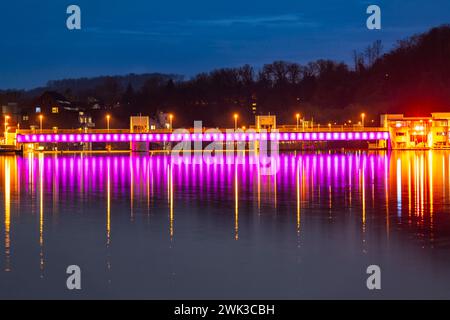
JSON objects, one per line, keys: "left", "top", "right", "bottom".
{"left": 1, "top": 53, "right": 357, "bottom": 92}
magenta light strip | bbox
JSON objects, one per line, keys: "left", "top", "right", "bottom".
{"left": 15, "top": 131, "right": 391, "bottom": 143}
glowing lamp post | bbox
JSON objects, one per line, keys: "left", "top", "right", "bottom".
{"left": 234, "top": 114, "right": 238, "bottom": 131}
{"left": 169, "top": 114, "right": 173, "bottom": 131}
{"left": 106, "top": 114, "right": 111, "bottom": 150}
{"left": 4, "top": 115, "right": 10, "bottom": 142}
{"left": 361, "top": 113, "right": 366, "bottom": 128}
{"left": 4, "top": 115, "right": 10, "bottom": 132}
{"left": 39, "top": 115, "right": 43, "bottom": 132}
{"left": 296, "top": 113, "right": 300, "bottom": 130}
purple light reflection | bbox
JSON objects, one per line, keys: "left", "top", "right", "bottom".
{"left": 15, "top": 131, "right": 391, "bottom": 144}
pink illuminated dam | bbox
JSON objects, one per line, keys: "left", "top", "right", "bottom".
{"left": 16, "top": 131, "right": 390, "bottom": 143}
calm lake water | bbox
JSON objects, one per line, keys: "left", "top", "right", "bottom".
{"left": 1, "top": 151, "right": 450, "bottom": 299}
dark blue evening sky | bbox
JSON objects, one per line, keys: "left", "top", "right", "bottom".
{"left": 0, "top": 0, "right": 449, "bottom": 89}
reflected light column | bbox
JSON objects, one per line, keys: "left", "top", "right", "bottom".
{"left": 348, "top": 156, "right": 352, "bottom": 205}
{"left": 361, "top": 161, "right": 366, "bottom": 226}
{"left": 408, "top": 156, "right": 412, "bottom": 219}
{"left": 385, "top": 154, "right": 390, "bottom": 237}
{"left": 169, "top": 164, "right": 174, "bottom": 240}
{"left": 420, "top": 154, "right": 425, "bottom": 218}
{"left": 234, "top": 164, "right": 239, "bottom": 241}
{"left": 130, "top": 156, "right": 134, "bottom": 222}
{"left": 428, "top": 151, "right": 434, "bottom": 217}
{"left": 107, "top": 159, "right": 111, "bottom": 245}
{"left": 296, "top": 162, "right": 301, "bottom": 236}
{"left": 428, "top": 151, "right": 434, "bottom": 245}
{"left": 361, "top": 158, "right": 367, "bottom": 253}
{"left": 396, "top": 158, "right": 402, "bottom": 217}
{"left": 273, "top": 166, "right": 278, "bottom": 209}
{"left": 39, "top": 153, "right": 44, "bottom": 278}
{"left": 4, "top": 158, "right": 11, "bottom": 272}
{"left": 257, "top": 163, "right": 261, "bottom": 212}
{"left": 52, "top": 155, "right": 59, "bottom": 215}
{"left": 106, "top": 158, "right": 112, "bottom": 284}
{"left": 414, "top": 154, "right": 420, "bottom": 217}
{"left": 147, "top": 161, "right": 151, "bottom": 215}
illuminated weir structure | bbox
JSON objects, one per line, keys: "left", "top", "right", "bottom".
{"left": 10, "top": 114, "right": 391, "bottom": 152}
{"left": 7, "top": 114, "right": 450, "bottom": 152}
{"left": 15, "top": 130, "right": 390, "bottom": 148}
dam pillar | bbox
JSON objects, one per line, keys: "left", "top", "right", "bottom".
{"left": 130, "top": 115, "right": 150, "bottom": 152}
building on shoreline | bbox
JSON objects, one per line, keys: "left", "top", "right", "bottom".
{"left": 381, "top": 113, "right": 450, "bottom": 149}
{"left": 17, "top": 91, "right": 95, "bottom": 131}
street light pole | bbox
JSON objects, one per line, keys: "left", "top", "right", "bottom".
{"left": 169, "top": 114, "right": 173, "bottom": 131}
{"left": 361, "top": 113, "right": 365, "bottom": 128}
{"left": 39, "top": 115, "right": 43, "bottom": 132}
{"left": 296, "top": 113, "right": 300, "bottom": 130}
{"left": 4, "top": 115, "right": 10, "bottom": 142}
{"left": 106, "top": 114, "right": 111, "bottom": 151}
{"left": 234, "top": 114, "right": 238, "bottom": 130}
{"left": 4, "top": 115, "right": 9, "bottom": 132}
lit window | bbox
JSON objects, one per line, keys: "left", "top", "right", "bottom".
{"left": 414, "top": 125, "right": 424, "bottom": 131}
{"left": 35, "top": 107, "right": 41, "bottom": 113}
{"left": 52, "top": 107, "right": 59, "bottom": 113}
{"left": 23, "top": 115, "right": 29, "bottom": 121}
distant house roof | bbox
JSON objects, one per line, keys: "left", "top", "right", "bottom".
{"left": 36, "top": 91, "right": 72, "bottom": 106}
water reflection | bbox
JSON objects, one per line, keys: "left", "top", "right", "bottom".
{"left": 4, "top": 158, "right": 10, "bottom": 272}
{"left": 1, "top": 151, "right": 450, "bottom": 297}
{"left": 234, "top": 164, "right": 238, "bottom": 241}
{"left": 39, "top": 153, "right": 44, "bottom": 278}
{"left": 169, "top": 163, "right": 174, "bottom": 241}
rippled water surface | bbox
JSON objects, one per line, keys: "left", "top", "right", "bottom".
{"left": 1, "top": 151, "right": 450, "bottom": 299}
